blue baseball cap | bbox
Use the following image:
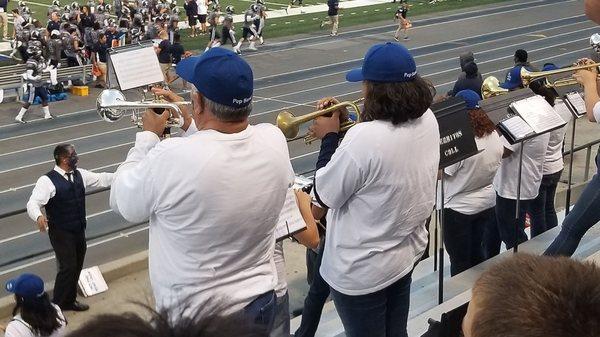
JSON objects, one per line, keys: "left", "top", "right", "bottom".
{"left": 176, "top": 48, "right": 253, "bottom": 108}
{"left": 455, "top": 89, "right": 481, "bottom": 109}
{"left": 500, "top": 65, "right": 524, "bottom": 90}
{"left": 5, "top": 274, "right": 45, "bottom": 299}
{"left": 542, "top": 63, "right": 558, "bottom": 71}
{"left": 346, "top": 42, "right": 417, "bottom": 83}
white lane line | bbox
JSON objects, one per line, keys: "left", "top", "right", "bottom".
{"left": 254, "top": 95, "right": 317, "bottom": 108}
{"left": 0, "top": 225, "right": 149, "bottom": 276}
{"left": 0, "top": 107, "right": 102, "bottom": 130}
{"left": 0, "top": 142, "right": 134, "bottom": 175}
{"left": 0, "top": 162, "right": 120, "bottom": 195}
{"left": 0, "top": 210, "right": 113, "bottom": 245}
{"left": 244, "top": 0, "right": 579, "bottom": 58}
{"left": 254, "top": 19, "right": 592, "bottom": 91}
{"left": 0, "top": 126, "right": 135, "bottom": 158}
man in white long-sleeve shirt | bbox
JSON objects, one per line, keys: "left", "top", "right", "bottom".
{"left": 109, "top": 47, "right": 293, "bottom": 333}
{"left": 26, "top": 144, "right": 113, "bottom": 311}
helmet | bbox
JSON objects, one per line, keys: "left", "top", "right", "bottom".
{"left": 172, "top": 7, "right": 179, "bottom": 14}
{"left": 53, "top": 0, "right": 61, "bottom": 5}
{"left": 18, "top": 1, "right": 26, "bottom": 7}
{"left": 131, "top": 27, "right": 140, "bottom": 36}
{"left": 256, "top": 0, "right": 264, "bottom": 4}
{"left": 26, "top": 45, "right": 42, "bottom": 57}
{"left": 61, "top": 12, "right": 70, "bottom": 21}
{"left": 63, "top": 5, "right": 71, "bottom": 11}
{"left": 96, "top": 4, "right": 104, "bottom": 12}
{"left": 225, "top": 5, "right": 234, "bottom": 13}
{"left": 139, "top": 7, "right": 148, "bottom": 15}
{"left": 591, "top": 33, "right": 600, "bottom": 54}
{"left": 30, "top": 29, "right": 42, "bottom": 40}
{"left": 141, "top": 0, "right": 148, "bottom": 7}
{"left": 106, "top": 17, "right": 115, "bottom": 25}
{"left": 22, "top": 6, "right": 31, "bottom": 14}
{"left": 105, "top": 3, "right": 112, "bottom": 11}
{"left": 122, "top": 6, "right": 130, "bottom": 14}
{"left": 250, "top": 4, "right": 258, "bottom": 12}
{"left": 50, "top": 29, "right": 61, "bottom": 38}
{"left": 71, "top": 2, "right": 79, "bottom": 9}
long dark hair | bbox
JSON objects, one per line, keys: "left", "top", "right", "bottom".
{"left": 13, "top": 293, "right": 64, "bottom": 336}
{"left": 362, "top": 76, "right": 434, "bottom": 125}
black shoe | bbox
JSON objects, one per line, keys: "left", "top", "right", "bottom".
{"left": 62, "top": 301, "right": 89, "bottom": 311}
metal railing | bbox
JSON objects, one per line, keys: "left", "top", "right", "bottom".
{"left": 563, "top": 138, "right": 600, "bottom": 181}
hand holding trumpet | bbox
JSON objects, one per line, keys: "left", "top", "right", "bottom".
{"left": 308, "top": 97, "right": 348, "bottom": 140}
{"left": 140, "top": 87, "right": 194, "bottom": 137}
{"left": 572, "top": 58, "right": 600, "bottom": 87}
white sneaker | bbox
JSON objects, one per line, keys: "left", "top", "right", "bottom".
{"left": 233, "top": 47, "right": 241, "bottom": 54}
{"left": 259, "top": 36, "right": 264, "bottom": 45}
{"left": 248, "top": 45, "right": 258, "bottom": 51}
{"left": 44, "top": 114, "right": 54, "bottom": 120}
{"left": 15, "top": 116, "right": 26, "bottom": 124}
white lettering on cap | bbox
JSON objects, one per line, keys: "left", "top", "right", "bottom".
{"left": 232, "top": 96, "right": 252, "bottom": 105}
{"left": 404, "top": 70, "right": 417, "bottom": 78}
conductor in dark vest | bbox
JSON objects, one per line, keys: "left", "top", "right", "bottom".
{"left": 26, "top": 144, "right": 114, "bottom": 311}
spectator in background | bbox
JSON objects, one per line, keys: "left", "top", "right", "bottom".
{"left": 155, "top": 30, "right": 174, "bottom": 82}
{"left": 462, "top": 254, "right": 600, "bottom": 337}
{"left": 448, "top": 62, "right": 483, "bottom": 98}
{"left": 47, "top": 13, "right": 62, "bottom": 34}
{"left": 3, "top": 274, "right": 67, "bottom": 337}
{"left": 0, "top": 0, "right": 7, "bottom": 41}
{"left": 91, "top": 32, "right": 109, "bottom": 88}
{"left": 196, "top": 0, "right": 208, "bottom": 34}
{"left": 320, "top": 0, "right": 339, "bottom": 37}
{"left": 12, "top": 9, "right": 25, "bottom": 40}
{"left": 499, "top": 49, "right": 538, "bottom": 90}
{"left": 184, "top": 0, "right": 198, "bottom": 37}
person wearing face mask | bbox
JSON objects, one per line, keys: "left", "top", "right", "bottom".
{"left": 26, "top": 144, "right": 113, "bottom": 312}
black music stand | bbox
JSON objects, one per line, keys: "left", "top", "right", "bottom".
{"left": 431, "top": 97, "right": 479, "bottom": 304}
{"left": 481, "top": 90, "right": 567, "bottom": 252}
{"left": 553, "top": 84, "right": 586, "bottom": 215}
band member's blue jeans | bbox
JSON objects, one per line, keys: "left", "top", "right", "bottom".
{"left": 294, "top": 237, "right": 330, "bottom": 337}
{"left": 329, "top": 272, "right": 413, "bottom": 337}
{"left": 529, "top": 170, "right": 563, "bottom": 238}
{"left": 269, "top": 291, "right": 290, "bottom": 337}
{"left": 545, "top": 152, "right": 600, "bottom": 256}
{"left": 244, "top": 290, "right": 276, "bottom": 334}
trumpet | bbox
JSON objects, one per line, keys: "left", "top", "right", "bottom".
{"left": 481, "top": 76, "right": 509, "bottom": 99}
{"left": 97, "top": 89, "right": 190, "bottom": 128}
{"left": 520, "top": 63, "right": 600, "bottom": 88}
{"left": 277, "top": 98, "right": 363, "bottom": 144}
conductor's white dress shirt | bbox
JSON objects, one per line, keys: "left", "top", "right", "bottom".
{"left": 26, "top": 166, "right": 114, "bottom": 222}
{"left": 110, "top": 122, "right": 294, "bottom": 313}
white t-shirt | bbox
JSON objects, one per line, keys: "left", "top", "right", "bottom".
{"left": 4, "top": 304, "right": 66, "bottom": 337}
{"left": 196, "top": 0, "right": 207, "bottom": 15}
{"left": 594, "top": 101, "right": 600, "bottom": 123}
{"left": 110, "top": 124, "right": 294, "bottom": 313}
{"left": 273, "top": 242, "right": 287, "bottom": 298}
{"left": 493, "top": 133, "right": 551, "bottom": 200}
{"left": 542, "top": 102, "right": 572, "bottom": 175}
{"left": 441, "top": 132, "right": 504, "bottom": 215}
{"left": 316, "top": 110, "right": 440, "bottom": 295}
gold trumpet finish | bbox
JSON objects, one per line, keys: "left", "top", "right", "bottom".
{"left": 277, "top": 98, "right": 364, "bottom": 144}
{"left": 520, "top": 63, "right": 600, "bottom": 88}
{"left": 96, "top": 89, "right": 190, "bottom": 128}
{"left": 481, "top": 76, "right": 509, "bottom": 99}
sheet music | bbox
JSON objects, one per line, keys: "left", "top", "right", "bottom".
{"left": 500, "top": 115, "right": 534, "bottom": 141}
{"left": 109, "top": 47, "right": 164, "bottom": 90}
{"left": 293, "top": 175, "right": 313, "bottom": 189}
{"left": 554, "top": 101, "right": 574, "bottom": 123}
{"left": 565, "top": 92, "right": 587, "bottom": 117}
{"left": 510, "top": 95, "right": 566, "bottom": 134}
{"left": 274, "top": 188, "right": 307, "bottom": 241}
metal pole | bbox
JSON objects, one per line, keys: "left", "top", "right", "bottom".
{"left": 433, "top": 208, "right": 438, "bottom": 272}
{"left": 438, "top": 173, "right": 445, "bottom": 304}
{"left": 514, "top": 144, "right": 524, "bottom": 253}
{"left": 565, "top": 119, "right": 576, "bottom": 215}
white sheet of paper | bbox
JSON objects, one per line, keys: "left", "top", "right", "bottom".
{"left": 565, "top": 92, "right": 587, "bottom": 117}
{"left": 554, "top": 101, "right": 574, "bottom": 123}
{"left": 109, "top": 47, "right": 164, "bottom": 90}
{"left": 501, "top": 115, "right": 534, "bottom": 141}
{"left": 274, "top": 188, "right": 307, "bottom": 241}
{"left": 510, "top": 95, "right": 566, "bottom": 134}
{"left": 78, "top": 266, "right": 108, "bottom": 297}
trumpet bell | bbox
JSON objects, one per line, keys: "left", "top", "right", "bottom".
{"left": 277, "top": 110, "right": 301, "bottom": 139}
{"left": 97, "top": 89, "right": 127, "bottom": 123}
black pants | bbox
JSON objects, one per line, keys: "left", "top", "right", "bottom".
{"left": 443, "top": 208, "right": 493, "bottom": 276}
{"left": 495, "top": 194, "right": 531, "bottom": 250}
{"left": 48, "top": 227, "right": 86, "bottom": 308}
{"left": 529, "top": 170, "right": 562, "bottom": 238}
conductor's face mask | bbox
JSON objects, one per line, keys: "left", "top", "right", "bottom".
{"left": 67, "top": 151, "right": 79, "bottom": 170}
